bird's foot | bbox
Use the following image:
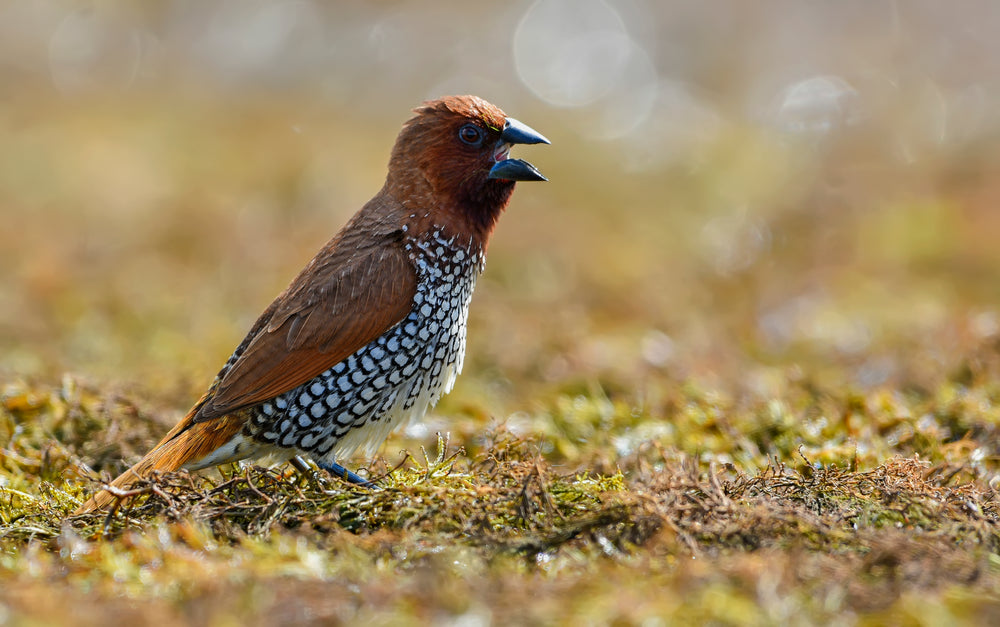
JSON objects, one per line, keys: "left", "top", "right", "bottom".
{"left": 291, "top": 456, "right": 377, "bottom": 490}
{"left": 315, "top": 460, "right": 377, "bottom": 489}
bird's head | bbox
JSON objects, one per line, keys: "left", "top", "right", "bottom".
{"left": 387, "top": 95, "right": 548, "bottom": 237}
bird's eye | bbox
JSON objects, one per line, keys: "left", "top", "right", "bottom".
{"left": 458, "top": 124, "right": 484, "bottom": 146}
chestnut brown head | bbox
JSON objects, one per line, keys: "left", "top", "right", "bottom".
{"left": 388, "top": 95, "right": 548, "bottom": 234}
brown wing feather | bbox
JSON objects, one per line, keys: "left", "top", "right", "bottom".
{"left": 74, "top": 204, "right": 417, "bottom": 515}
{"left": 195, "top": 214, "right": 417, "bottom": 422}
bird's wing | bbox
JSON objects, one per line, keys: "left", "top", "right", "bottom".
{"left": 193, "top": 227, "right": 417, "bottom": 422}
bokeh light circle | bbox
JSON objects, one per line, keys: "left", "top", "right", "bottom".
{"left": 514, "top": 0, "right": 632, "bottom": 107}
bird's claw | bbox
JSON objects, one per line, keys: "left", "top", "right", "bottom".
{"left": 292, "top": 456, "right": 378, "bottom": 490}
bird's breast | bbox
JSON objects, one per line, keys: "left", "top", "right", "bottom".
{"left": 243, "top": 227, "right": 485, "bottom": 463}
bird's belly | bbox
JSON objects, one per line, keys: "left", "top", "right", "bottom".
{"left": 243, "top": 263, "right": 478, "bottom": 464}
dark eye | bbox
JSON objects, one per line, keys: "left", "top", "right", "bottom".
{"left": 458, "top": 123, "right": 484, "bottom": 146}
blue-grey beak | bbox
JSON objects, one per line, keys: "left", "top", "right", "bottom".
{"left": 488, "top": 158, "right": 546, "bottom": 182}
{"left": 500, "top": 117, "right": 550, "bottom": 145}
{"left": 488, "top": 116, "right": 549, "bottom": 182}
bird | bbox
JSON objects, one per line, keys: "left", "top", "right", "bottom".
{"left": 74, "top": 95, "right": 548, "bottom": 514}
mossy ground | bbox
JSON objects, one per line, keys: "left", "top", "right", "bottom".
{"left": 3, "top": 88, "right": 1000, "bottom": 625}
{"left": 4, "top": 375, "right": 1000, "bottom": 625}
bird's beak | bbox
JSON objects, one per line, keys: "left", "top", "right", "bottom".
{"left": 500, "top": 117, "right": 550, "bottom": 146}
{"left": 488, "top": 116, "right": 549, "bottom": 182}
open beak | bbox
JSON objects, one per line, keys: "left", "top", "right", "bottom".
{"left": 488, "top": 116, "right": 549, "bottom": 182}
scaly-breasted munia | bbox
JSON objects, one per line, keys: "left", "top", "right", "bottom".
{"left": 75, "top": 95, "right": 548, "bottom": 513}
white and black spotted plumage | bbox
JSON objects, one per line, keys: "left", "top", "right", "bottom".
{"left": 231, "top": 231, "right": 482, "bottom": 467}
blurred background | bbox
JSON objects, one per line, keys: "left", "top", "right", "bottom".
{"left": 3, "top": 0, "right": 1000, "bottom": 415}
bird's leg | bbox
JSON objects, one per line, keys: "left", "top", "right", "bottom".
{"left": 290, "top": 455, "right": 314, "bottom": 476}
{"left": 289, "top": 455, "right": 328, "bottom": 490}
{"left": 289, "top": 455, "right": 376, "bottom": 491}
{"left": 313, "top": 459, "right": 376, "bottom": 489}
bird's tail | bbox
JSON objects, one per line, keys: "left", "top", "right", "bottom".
{"left": 73, "top": 397, "right": 247, "bottom": 515}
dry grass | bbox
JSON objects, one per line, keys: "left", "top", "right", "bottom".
{"left": 4, "top": 370, "right": 1000, "bottom": 624}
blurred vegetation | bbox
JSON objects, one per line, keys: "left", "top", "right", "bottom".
{"left": 4, "top": 1, "right": 1000, "bottom": 625}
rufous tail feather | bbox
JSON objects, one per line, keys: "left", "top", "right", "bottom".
{"left": 73, "top": 395, "right": 245, "bottom": 515}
